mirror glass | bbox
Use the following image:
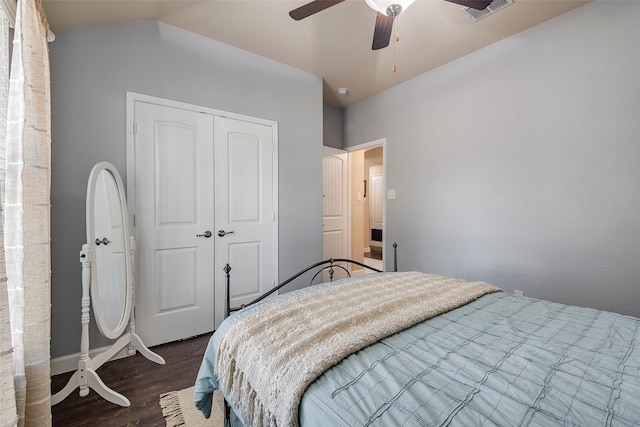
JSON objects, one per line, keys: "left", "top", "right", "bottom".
{"left": 87, "top": 163, "right": 131, "bottom": 339}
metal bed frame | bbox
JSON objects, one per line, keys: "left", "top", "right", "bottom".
{"left": 219, "top": 243, "right": 398, "bottom": 425}
{"left": 224, "top": 243, "right": 398, "bottom": 318}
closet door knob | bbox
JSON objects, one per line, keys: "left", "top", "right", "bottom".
{"left": 95, "top": 237, "right": 110, "bottom": 246}
{"left": 196, "top": 231, "right": 212, "bottom": 238}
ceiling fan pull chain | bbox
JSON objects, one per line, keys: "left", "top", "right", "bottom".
{"left": 392, "top": 18, "right": 398, "bottom": 72}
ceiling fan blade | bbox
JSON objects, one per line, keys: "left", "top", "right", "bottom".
{"left": 443, "top": 0, "right": 492, "bottom": 10}
{"left": 289, "top": 0, "right": 346, "bottom": 20}
{"left": 372, "top": 12, "right": 394, "bottom": 50}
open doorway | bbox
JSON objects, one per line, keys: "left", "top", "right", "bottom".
{"left": 345, "top": 139, "right": 386, "bottom": 275}
{"left": 322, "top": 139, "right": 386, "bottom": 276}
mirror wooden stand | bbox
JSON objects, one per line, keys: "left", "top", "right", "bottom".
{"left": 52, "top": 162, "right": 165, "bottom": 407}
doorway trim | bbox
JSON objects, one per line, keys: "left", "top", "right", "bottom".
{"left": 344, "top": 138, "right": 387, "bottom": 268}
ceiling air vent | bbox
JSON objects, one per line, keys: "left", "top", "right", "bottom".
{"left": 462, "top": 0, "right": 513, "bottom": 21}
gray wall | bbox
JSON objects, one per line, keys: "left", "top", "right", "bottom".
{"left": 344, "top": 1, "right": 640, "bottom": 317}
{"left": 323, "top": 104, "right": 343, "bottom": 148}
{"left": 50, "top": 21, "right": 323, "bottom": 358}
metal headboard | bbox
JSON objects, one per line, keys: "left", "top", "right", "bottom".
{"left": 224, "top": 243, "right": 398, "bottom": 319}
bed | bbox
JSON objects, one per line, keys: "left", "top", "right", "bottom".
{"left": 194, "top": 253, "right": 640, "bottom": 426}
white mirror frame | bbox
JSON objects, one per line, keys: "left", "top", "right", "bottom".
{"left": 86, "top": 161, "right": 132, "bottom": 339}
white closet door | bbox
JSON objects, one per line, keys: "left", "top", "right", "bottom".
{"left": 133, "top": 101, "right": 215, "bottom": 346}
{"left": 131, "top": 98, "right": 278, "bottom": 344}
{"left": 213, "top": 116, "right": 277, "bottom": 327}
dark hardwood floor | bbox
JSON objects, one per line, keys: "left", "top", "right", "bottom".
{"left": 51, "top": 333, "right": 212, "bottom": 427}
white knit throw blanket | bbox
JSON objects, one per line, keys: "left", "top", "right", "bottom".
{"left": 215, "top": 272, "right": 500, "bottom": 427}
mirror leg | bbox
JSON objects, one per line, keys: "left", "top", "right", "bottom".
{"left": 129, "top": 332, "right": 165, "bottom": 365}
{"left": 85, "top": 368, "right": 131, "bottom": 407}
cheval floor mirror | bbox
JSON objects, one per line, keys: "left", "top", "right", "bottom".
{"left": 52, "top": 162, "right": 164, "bottom": 406}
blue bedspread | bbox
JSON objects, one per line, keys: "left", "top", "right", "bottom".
{"left": 195, "top": 275, "right": 640, "bottom": 426}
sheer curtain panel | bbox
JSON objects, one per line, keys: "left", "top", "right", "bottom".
{"left": 1, "top": 228, "right": 18, "bottom": 426}
{"left": 0, "top": 5, "right": 18, "bottom": 427}
{"left": 2, "top": 0, "right": 52, "bottom": 425}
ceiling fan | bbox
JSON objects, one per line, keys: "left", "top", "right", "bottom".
{"left": 289, "top": 0, "right": 493, "bottom": 50}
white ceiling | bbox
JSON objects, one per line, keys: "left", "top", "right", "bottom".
{"left": 42, "top": 0, "right": 589, "bottom": 107}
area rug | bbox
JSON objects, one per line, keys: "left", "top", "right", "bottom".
{"left": 160, "top": 386, "right": 223, "bottom": 427}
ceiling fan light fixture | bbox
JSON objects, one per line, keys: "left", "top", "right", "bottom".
{"left": 365, "top": 0, "right": 415, "bottom": 17}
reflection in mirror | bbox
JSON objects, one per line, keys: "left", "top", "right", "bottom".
{"left": 93, "top": 169, "right": 128, "bottom": 334}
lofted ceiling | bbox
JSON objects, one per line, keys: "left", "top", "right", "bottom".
{"left": 42, "top": 0, "right": 589, "bottom": 107}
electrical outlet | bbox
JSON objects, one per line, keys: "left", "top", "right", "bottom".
{"left": 514, "top": 290, "right": 523, "bottom": 297}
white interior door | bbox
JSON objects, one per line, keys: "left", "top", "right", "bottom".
{"left": 323, "top": 150, "right": 348, "bottom": 278}
{"left": 213, "top": 116, "right": 277, "bottom": 328}
{"left": 133, "top": 101, "right": 215, "bottom": 346}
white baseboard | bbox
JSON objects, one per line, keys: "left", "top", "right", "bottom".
{"left": 50, "top": 346, "right": 133, "bottom": 376}
{"left": 370, "top": 241, "right": 382, "bottom": 248}
{"left": 363, "top": 247, "right": 371, "bottom": 254}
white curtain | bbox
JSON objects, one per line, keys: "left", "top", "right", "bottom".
{"left": 0, "top": 228, "right": 18, "bottom": 426}
{"left": 1, "top": 7, "right": 19, "bottom": 427}
{"left": 1, "top": 0, "right": 52, "bottom": 425}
